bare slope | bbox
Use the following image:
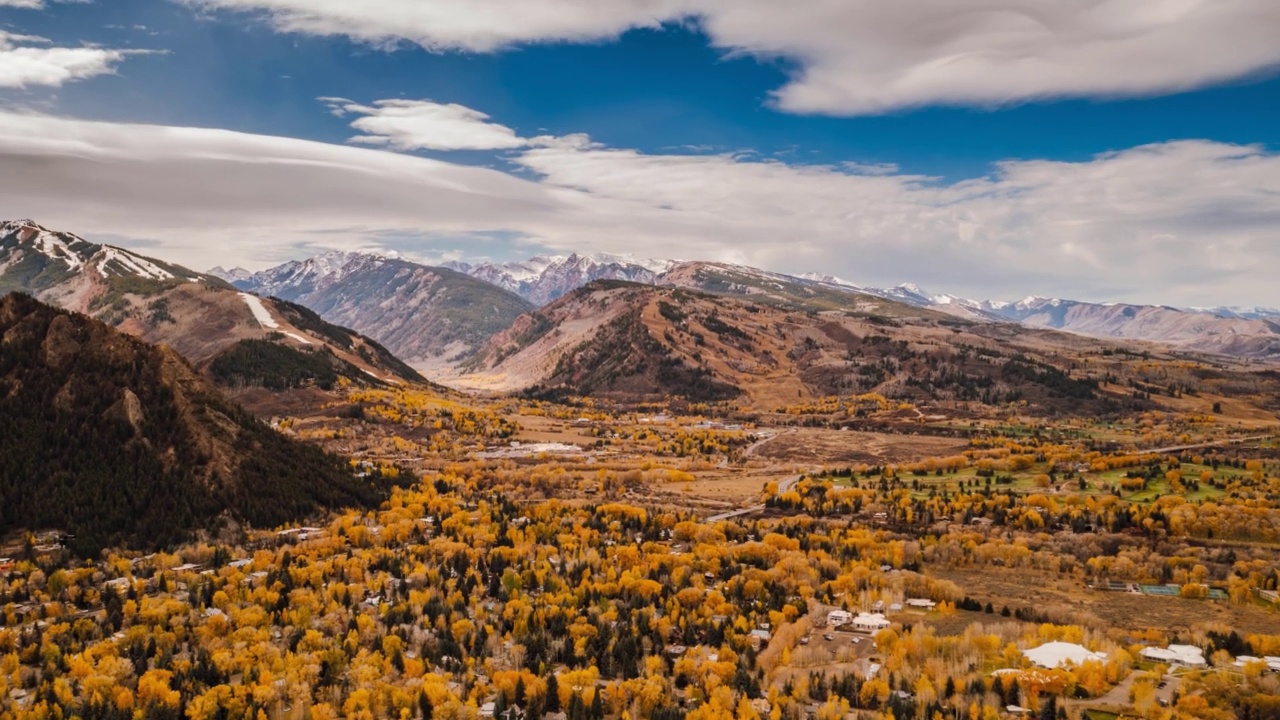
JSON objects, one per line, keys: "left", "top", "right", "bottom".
{"left": 458, "top": 279, "right": 1184, "bottom": 415}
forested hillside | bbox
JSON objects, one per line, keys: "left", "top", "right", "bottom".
{"left": 0, "top": 293, "right": 401, "bottom": 554}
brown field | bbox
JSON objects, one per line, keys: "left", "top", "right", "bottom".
{"left": 752, "top": 428, "right": 969, "bottom": 465}
{"left": 933, "top": 567, "right": 1280, "bottom": 636}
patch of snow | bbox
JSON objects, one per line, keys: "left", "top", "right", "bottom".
{"left": 284, "top": 332, "right": 313, "bottom": 345}
{"left": 3, "top": 221, "right": 85, "bottom": 269}
{"left": 96, "top": 247, "right": 173, "bottom": 281}
{"left": 239, "top": 293, "right": 280, "bottom": 329}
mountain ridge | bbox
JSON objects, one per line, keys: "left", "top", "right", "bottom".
{"left": 233, "top": 250, "right": 533, "bottom": 366}
{"left": 0, "top": 220, "right": 423, "bottom": 388}
{"left": 450, "top": 251, "right": 1280, "bottom": 360}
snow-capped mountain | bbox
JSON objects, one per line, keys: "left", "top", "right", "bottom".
{"left": 207, "top": 265, "right": 254, "bottom": 283}
{"left": 825, "top": 280, "right": 1280, "bottom": 358}
{"left": 0, "top": 219, "right": 199, "bottom": 287}
{"left": 449, "top": 252, "right": 676, "bottom": 305}
{"left": 0, "top": 220, "right": 421, "bottom": 382}
{"left": 1194, "top": 306, "right": 1280, "bottom": 321}
{"left": 235, "top": 251, "right": 532, "bottom": 364}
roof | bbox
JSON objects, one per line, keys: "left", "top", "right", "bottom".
{"left": 1023, "top": 642, "right": 1107, "bottom": 669}
{"left": 1141, "top": 645, "right": 1206, "bottom": 666}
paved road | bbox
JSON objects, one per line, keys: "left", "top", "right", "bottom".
{"left": 705, "top": 474, "right": 801, "bottom": 523}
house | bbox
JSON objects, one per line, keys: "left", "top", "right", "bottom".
{"left": 853, "top": 612, "right": 892, "bottom": 633}
{"left": 479, "top": 701, "right": 496, "bottom": 718}
{"left": 1023, "top": 642, "right": 1107, "bottom": 669}
{"left": 1140, "top": 645, "right": 1206, "bottom": 667}
{"left": 749, "top": 629, "right": 771, "bottom": 648}
{"left": 827, "top": 610, "right": 854, "bottom": 628}
{"left": 905, "top": 598, "right": 936, "bottom": 610}
{"left": 1234, "top": 656, "right": 1280, "bottom": 672}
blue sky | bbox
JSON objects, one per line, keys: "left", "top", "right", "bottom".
{"left": 1, "top": 0, "right": 1279, "bottom": 306}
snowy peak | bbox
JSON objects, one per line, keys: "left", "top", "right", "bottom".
{"left": 460, "top": 252, "right": 676, "bottom": 305}
{"left": 95, "top": 246, "right": 174, "bottom": 281}
{"left": 0, "top": 219, "right": 195, "bottom": 284}
{"left": 798, "top": 272, "right": 860, "bottom": 289}
{"left": 207, "top": 266, "right": 254, "bottom": 283}
{"left": 237, "top": 250, "right": 397, "bottom": 294}
{"left": 1, "top": 219, "right": 98, "bottom": 270}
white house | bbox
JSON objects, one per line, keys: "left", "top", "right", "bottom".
{"left": 827, "top": 610, "right": 854, "bottom": 628}
{"left": 905, "top": 598, "right": 936, "bottom": 610}
{"left": 1140, "top": 645, "right": 1206, "bottom": 667}
{"left": 1234, "top": 656, "right": 1280, "bottom": 672}
{"left": 853, "top": 612, "right": 892, "bottom": 633}
{"left": 1023, "top": 642, "right": 1107, "bottom": 669}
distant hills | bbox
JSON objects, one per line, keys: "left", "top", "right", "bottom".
{"left": 230, "top": 251, "right": 532, "bottom": 366}
{"left": 445, "top": 253, "right": 673, "bottom": 305}
{"left": 802, "top": 276, "right": 1280, "bottom": 359}
{"left": 460, "top": 277, "right": 1171, "bottom": 413}
{"left": 0, "top": 293, "right": 398, "bottom": 553}
{"left": 0, "top": 220, "right": 422, "bottom": 389}
{"left": 441, "top": 248, "right": 1280, "bottom": 361}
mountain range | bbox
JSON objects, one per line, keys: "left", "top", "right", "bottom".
{"left": 0, "top": 220, "right": 423, "bottom": 389}
{"left": 444, "top": 253, "right": 674, "bottom": 305}
{"left": 228, "top": 251, "right": 532, "bottom": 366}
{"left": 455, "top": 275, "right": 1280, "bottom": 417}
{"left": 851, "top": 282, "right": 1280, "bottom": 359}
{"left": 230, "top": 247, "right": 1277, "bottom": 366}
{"left": 8, "top": 218, "right": 1279, "bottom": 402}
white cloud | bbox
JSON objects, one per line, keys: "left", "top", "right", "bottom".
{"left": 323, "top": 98, "right": 527, "bottom": 151}
{"left": 0, "top": 30, "right": 134, "bottom": 88}
{"left": 0, "top": 0, "right": 90, "bottom": 10}
{"left": 2, "top": 109, "right": 1279, "bottom": 306}
{"left": 180, "top": 0, "right": 1280, "bottom": 115}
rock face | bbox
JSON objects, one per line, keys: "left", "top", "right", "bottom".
{"left": 236, "top": 251, "right": 532, "bottom": 365}
{"left": 0, "top": 292, "right": 394, "bottom": 554}
{"left": 0, "top": 220, "right": 422, "bottom": 386}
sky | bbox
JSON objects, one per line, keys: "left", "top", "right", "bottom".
{"left": 1, "top": 0, "right": 1279, "bottom": 307}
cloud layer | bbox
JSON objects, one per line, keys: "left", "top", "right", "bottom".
{"left": 2, "top": 107, "right": 1278, "bottom": 306}
{"left": 0, "top": 31, "right": 134, "bottom": 88}
{"left": 183, "top": 0, "right": 1280, "bottom": 115}
{"left": 323, "top": 98, "right": 528, "bottom": 151}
